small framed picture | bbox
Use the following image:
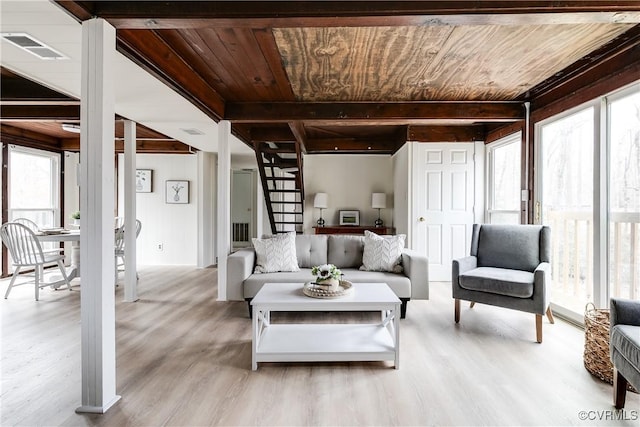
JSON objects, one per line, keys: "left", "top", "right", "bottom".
{"left": 339, "top": 210, "right": 360, "bottom": 226}
{"left": 136, "top": 169, "right": 152, "bottom": 193}
{"left": 166, "top": 180, "right": 189, "bottom": 204}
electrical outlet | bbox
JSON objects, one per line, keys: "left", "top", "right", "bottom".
{"left": 157, "top": 243, "right": 163, "bottom": 252}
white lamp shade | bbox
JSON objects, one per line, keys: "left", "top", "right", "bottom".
{"left": 314, "top": 192, "right": 328, "bottom": 209}
{"left": 371, "top": 193, "right": 386, "bottom": 209}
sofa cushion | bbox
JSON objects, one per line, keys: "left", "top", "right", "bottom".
{"left": 611, "top": 324, "right": 640, "bottom": 370}
{"left": 341, "top": 269, "right": 411, "bottom": 298}
{"left": 252, "top": 232, "right": 299, "bottom": 273}
{"left": 476, "top": 225, "right": 543, "bottom": 272}
{"left": 459, "top": 267, "right": 534, "bottom": 298}
{"left": 360, "top": 230, "right": 405, "bottom": 273}
{"left": 328, "top": 235, "right": 365, "bottom": 268}
{"left": 243, "top": 269, "right": 313, "bottom": 298}
{"left": 295, "top": 235, "right": 328, "bottom": 268}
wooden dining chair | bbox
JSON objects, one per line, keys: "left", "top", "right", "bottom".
{"left": 0, "top": 222, "right": 72, "bottom": 300}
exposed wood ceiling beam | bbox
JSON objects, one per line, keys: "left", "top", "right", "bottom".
{"left": 60, "top": 139, "right": 195, "bottom": 154}
{"left": 305, "top": 138, "right": 398, "bottom": 154}
{"left": 225, "top": 102, "right": 524, "bottom": 123}
{"left": 288, "top": 121, "right": 308, "bottom": 154}
{"left": 59, "top": 2, "right": 640, "bottom": 28}
{"left": 408, "top": 125, "right": 486, "bottom": 142}
{"left": 0, "top": 105, "right": 81, "bottom": 121}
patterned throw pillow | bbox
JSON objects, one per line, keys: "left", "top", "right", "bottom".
{"left": 252, "top": 232, "right": 300, "bottom": 273}
{"left": 360, "top": 230, "right": 406, "bottom": 273}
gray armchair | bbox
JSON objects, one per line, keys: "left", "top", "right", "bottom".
{"left": 610, "top": 298, "right": 640, "bottom": 409}
{"left": 452, "top": 224, "right": 554, "bottom": 343}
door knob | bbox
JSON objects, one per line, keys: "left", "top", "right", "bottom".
{"left": 419, "top": 217, "right": 425, "bottom": 222}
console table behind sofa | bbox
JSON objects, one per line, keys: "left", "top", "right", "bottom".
{"left": 313, "top": 226, "right": 395, "bottom": 235}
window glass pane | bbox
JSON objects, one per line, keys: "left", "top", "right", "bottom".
{"left": 492, "top": 140, "right": 520, "bottom": 211}
{"left": 609, "top": 91, "right": 640, "bottom": 299}
{"left": 9, "top": 150, "right": 54, "bottom": 209}
{"left": 541, "top": 107, "right": 594, "bottom": 314}
{"left": 489, "top": 212, "right": 520, "bottom": 224}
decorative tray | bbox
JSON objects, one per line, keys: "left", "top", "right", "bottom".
{"left": 303, "top": 280, "right": 354, "bottom": 299}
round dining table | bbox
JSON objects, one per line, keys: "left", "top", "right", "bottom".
{"left": 35, "top": 229, "right": 81, "bottom": 280}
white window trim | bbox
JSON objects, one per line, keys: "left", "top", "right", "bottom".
{"left": 7, "top": 145, "right": 62, "bottom": 227}
{"left": 485, "top": 132, "right": 522, "bottom": 224}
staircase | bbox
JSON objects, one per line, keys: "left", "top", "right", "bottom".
{"left": 254, "top": 141, "right": 305, "bottom": 234}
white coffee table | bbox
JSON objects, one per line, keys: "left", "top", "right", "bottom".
{"left": 251, "top": 282, "right": 401, "bottom": 370}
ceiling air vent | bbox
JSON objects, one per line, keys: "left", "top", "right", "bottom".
{"left": 180, "top": 128, "right": 204, "bottom": 136}
{"left": 1, "top": 33, "right": 67, "bottom": 60}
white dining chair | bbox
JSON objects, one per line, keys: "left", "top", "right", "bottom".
{"left": 12, "top": 217, "right": 41, "bottom": 232}
{"left": 1, "top": 222, "right": 72, "bottom": 300}
{"left": 12, "top": 217, "right": 64, "bottom": 257}
{"left": 115, "top": 219, "right": 142, "bottom": 284}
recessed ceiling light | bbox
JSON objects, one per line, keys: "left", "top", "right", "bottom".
{"left": 61, "top": 123, "right": 81, "bottom": 134}
{"left": 1, "top": 32, "right": 67, "bottom": 60}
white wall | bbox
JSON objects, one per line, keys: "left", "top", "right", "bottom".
{"left": 303, "top": 155, "right": 394, "bottom": 234}
{"left": 117, "top": 153, "right": 198, "bottom": 265}
{"left": 63, "top": 151, "right": 80, "bottom": 227}
{"left": 392, "top": 143, "right": 411, "bottom": 243}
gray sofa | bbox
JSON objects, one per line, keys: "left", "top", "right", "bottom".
{"left": 610, "top": 297, "right": 640, "bottom": 409}
{"left": 227, "top": 234, "right": 429, "bottom": 318}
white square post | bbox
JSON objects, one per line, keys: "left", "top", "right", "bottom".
{"left": 76, "top": 18, "right": 120, "bottom": 414}
{"left": 216, "top": 120, "right": 231, "bottom": 301}
{"left": 123, "top": 120, "right": 138, "bottom": 302}
{"left": 197, "top": 150, "right": 216, "bottom": 268}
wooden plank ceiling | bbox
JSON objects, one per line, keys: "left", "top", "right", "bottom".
{"left": 0, "top": 68, "right": 192, "bottom": 153}
{"left": 47, "top": 2, "right": 640, "bottom": 154}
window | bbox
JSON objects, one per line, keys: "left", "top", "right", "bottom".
{"left": 538, "top": 107, "right": 595, "bottom": 316}
{"left": 8, "top": 145, "right": 61, "bottom": 228}
{"left": 608, "top": 89, "right": 640, "bottom": 300}
{"left": 535, "top": 82, "right": 640, "bottom": 321}
{"left": 486, "top": 133, "right": 521, "bottom": 224}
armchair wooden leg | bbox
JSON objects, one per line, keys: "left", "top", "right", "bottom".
{"left": 470, "top": 302, "right": 475, "bottom": 308}
{"left": 535, "top": 314, "right": 542, "bottom": 343}
{"left": 454, "top": 299, "right": 460, "bottom": 323}
{"left": 614, "top": 368, "right": 628, "bottom": 409}
{"left": 546, "top": 307, "right": 555, "bottom": 324}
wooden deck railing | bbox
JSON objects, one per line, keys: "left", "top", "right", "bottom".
{"left": 546, "top": 210, "right": 640, "bottom": 301}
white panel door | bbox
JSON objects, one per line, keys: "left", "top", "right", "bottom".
{"left": 412, "top": 143, "right": 476, "bottom": 281}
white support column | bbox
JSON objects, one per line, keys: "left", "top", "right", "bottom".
{"left": 123, "top": 120, "right": 138, "bottom": 302}
{"left": 216, "top": 121, "right": 231, "bottom": 301}
{"left": 198, "top": 151, "right": 216, "bottom": 268}
{"left": 76, "top": 18, "right": 120, "bottom": 414}
{"left": 594, "top": 99, "right": 608, "bottom": 307}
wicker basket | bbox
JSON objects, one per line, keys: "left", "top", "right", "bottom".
{"left": 583, "top": 302, "right": 636, "bottom": 392}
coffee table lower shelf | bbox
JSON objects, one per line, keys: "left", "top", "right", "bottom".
{"left": 254, "top": 324, "right": 396, "bottom": 366}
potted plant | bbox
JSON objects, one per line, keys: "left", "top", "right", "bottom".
{"left": 70, "top": 211, "right": 80, "bottom": 226}
{"left": 311, "top": 264, "right": 342, "bottom": 291}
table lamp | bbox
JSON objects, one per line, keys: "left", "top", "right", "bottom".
{"left": 371, "top": 193, "right": 386, "bottom": 227}
{"left": 314, "top": 193, "right": 328, "bottom": 227}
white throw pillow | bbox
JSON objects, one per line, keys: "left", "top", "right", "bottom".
{"left": 252, "top": 232, "right": 300, "bottom": 273}
{"left": 360, "top": 230, "right": 405, "bottom": 273}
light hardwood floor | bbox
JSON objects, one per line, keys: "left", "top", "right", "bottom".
{"left": 1, "top": 267, "right": 638, "bottom": 426}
